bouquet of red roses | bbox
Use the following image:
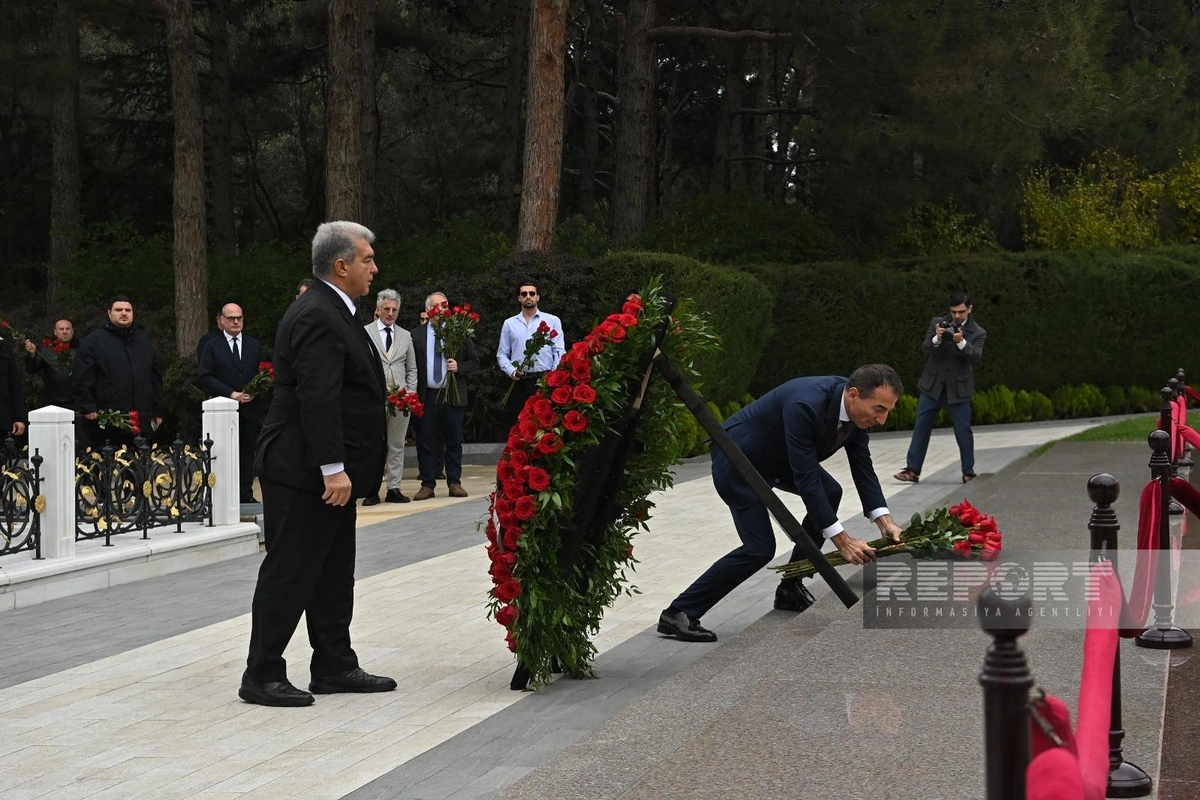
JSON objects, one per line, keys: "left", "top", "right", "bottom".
{"left": 96, "top": 409, "right": 142, "bottom": 437}
{"left": 386, "top": 387, "right": 425, "bottom": 418}
{"left": 42, "top": 337, "right": 73, "bottom": 368}
{"left": 774, "top": 498, "right": 1003, "bottom": 580}
{"left": 500, "top": 320, "right": 560, "bottom": 407}
{"left": 428, "top": 303, "right": 480, "bottom": 404}
{"left": 242, "top": 361, "right": 274, "bottom": 398}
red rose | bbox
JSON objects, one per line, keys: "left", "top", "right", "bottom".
{"left": 587, "top": 336, "right": 605, "bottom": 355}
{"left": 547, "top": 370, "right": 570, "bottom": 388}
{"left": 571, "top": 360, "right": 592, "bottom": 382}
{"left": 537, "top": 410, "right": 559, "bottom": 430}
{"left": 533, "top": 397, "right": 553, "bottom": 417}
{"left": 527, "top": 467, "right": 551, "bottom": 492}
{"left": 622, "top": 298, "right": 642, "bottom": 315}
{"left": 498, "top": 512, "right": 517, "bottom": 531}
{"left": 506, "top": 432, "right": 524, "bottom": 451}
{"left": 494, "top": 496, "right": 513, "bottom": 516}
{"left": 503, "top": 481, "right": 525, "bottom": 501}
{"left": 519, "top": 417, "right": 540, "bottom": 442}
{"left": 986, "top": 531, "right": 1003, "bottom": 545}
{"left": 572, "top": 384, "right": 597, "bottom": 404}
{"left": 571, "top": 341, "right": 589, "bottom": 357}
{"left": 502, "top": 526, "right": 521, "bottom": 549}
{"left": 495, "top": 604, "right": 518, "bottom": 627}
{"left": 42, "top": 337, "right": 52, "bottom": 347}
{"left": 953, "top": 540, "right": 973, "bottom": 558}
{"left": 536, "top": 432, "right": 563, "bottom": 455}
{"left": 506, "top": 630, "right": 518, "bottom": 652}
{"left": 485, "top": 517, "right": 498, "bottom": 545}
{"left": 619, "top": 313, "right": 638, "bottom": 327}
{"left": 624, "top": 546, "right": 635, "bottom": 561}
{"left": 608, "top": 325, "right": 627, "bottom": 343}
{"left": 497, "top": 461, "right": 516, "bottom": 483}
{"left": 509, "top": 449, "right": 530, "bottom": 467}
{"left": 550, "top": 386, "right": 572, "bottom": 406}
{"left": 967, "top": 531, "right": 986, "bottom": 545}
{"left": 494, "top": 578, "right": 522, "bottom": 603}
{"left": 489, "top": 559, "right": 512, "bottom": 583}
{"left": 977, "top": 517, "right": 999, "bottom": 534}
{"left": 563, "top": 410, "right": 588, "bottom": 433}
{"left": 514, "top": 495, "right": 537, "bottom": 521}
{"left": 981, "top": 542, "right": 1002, "bottom": 562}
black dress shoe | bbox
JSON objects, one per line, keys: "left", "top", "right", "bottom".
{"left": 240, "top": 495, "right": 259, "bottom": 504}
{"left": 656, "top": 609, "right": 717, "bottom": 642}
{"left": 362, "top": 495, "right": 381, "bottom": 506}
{"left": 385, "top": 489, "right": 410, "bottom": 503}
{"left": 238, "top": 674, "right": 314, "bottom": 707}
{"left": 774, "top": 580, "right": 816, "bottom": 612}
{"left": 309, "top": 667, "right": 398, "bottom": 694}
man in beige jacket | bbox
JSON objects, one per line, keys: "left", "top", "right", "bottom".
{"left": 364, "top": 289, "right": 419, "bottom": 504}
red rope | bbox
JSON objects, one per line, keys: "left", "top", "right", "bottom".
{"left": 1187, "top": 384, "right": 1200, "bottom": 404}
{"left": 1121, "top": 481, "right": 1161, "bottom": 637}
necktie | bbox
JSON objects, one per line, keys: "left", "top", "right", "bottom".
{"left": 834, "top": 420, "right": 853, "bottom": 451}
{"left": 384, "top": 326, "right": 393, "bottom": 353}
{"left": 433, "top": 335, "right": 444, "bottom": 383}
{"left": 231, "top": 336, "right": 240, "bottom": 363}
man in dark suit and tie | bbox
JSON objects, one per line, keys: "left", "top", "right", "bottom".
{"left": 410, "top": 292, "right": 480, "bottom": 501}
{"left": 240, "top": 221, "right": 394, "bottom": 707}
{"left": 894, "top": 290, "right": 987, "bottom": 485}
{"left": 659, "top": 364, "right": 905, "bottom": 642}
{"left": 198, "top": 302, "right": 266, "bottom": 504}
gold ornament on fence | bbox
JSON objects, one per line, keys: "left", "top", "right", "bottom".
{"left": 207, "top": 473, "right": 217, "bottom": 488}
{"left": 33, "top": 495, "right": 46, "bottom": 514}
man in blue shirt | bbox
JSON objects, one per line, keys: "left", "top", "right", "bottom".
{"left": 496, "top": 281, "right": 566, "bottom": 431}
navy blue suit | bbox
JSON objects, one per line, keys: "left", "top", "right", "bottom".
{"left": 198, "top": 332, "right": 267, "bottom": 501}
{"left": 670, "top": 376, "right": 887, "bottom": 619}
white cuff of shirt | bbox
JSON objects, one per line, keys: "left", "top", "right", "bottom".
{"left": 320, "top": 462, "right": 345, "bottom": 477}
{"left": 932, "top": 335, "right": 941, "bottom": 345}
{"left": 821, "top": 507, "right": 891, "bottom": 539}
{"left": 956, "top": 338, "right": 967, "bottom": 350}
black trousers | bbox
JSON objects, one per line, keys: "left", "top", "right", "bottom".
{"left": 417, "top": 394, "right": 465, "bottom": 487}
{"left": 245, "top": 477, "right": 359, "bottom": 682}
{"left": 503, "top": 372, "right": 544, "bottom": 433}
{"left": 239, "top": 415, "right": 260, "bottom": 500}
{"left": 669, "top": 450, "right": 843, "bottom": 620}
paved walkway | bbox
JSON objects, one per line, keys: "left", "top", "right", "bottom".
{"left": 0, "top": 420, "right": 1142, "bottom": 798}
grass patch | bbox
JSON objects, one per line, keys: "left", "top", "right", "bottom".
{"left": 1030, "top": 410, "right": 1200, "bottom": 457}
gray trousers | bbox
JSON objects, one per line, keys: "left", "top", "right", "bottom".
{"left": 385, "top": 410, "right": 411, "bottom": 490}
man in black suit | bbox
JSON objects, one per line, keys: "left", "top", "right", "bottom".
{"left": 659, "top": 365, "right": 904, "bottom": 642}
{"left": 0, "top": 330, "right": 27, "bottom": 445}
{"left": 198, "top": 302, "right": 266, "bottom": 504}
{"left": 895, "top": 290, "right": 987, "bottom": 485}
{"left": 410, "top": 292, "right": 480, "bottom": 500}
{"left": 240, "top": 221, "right": 395, "bottom": 708}
{"left": 23, "top": 318, "right": 78, "bottom": 410}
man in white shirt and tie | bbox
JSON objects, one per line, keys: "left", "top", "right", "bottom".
{"left": 363, "top": 289, "right": 418, "bottom": 505}
{"left": 496, "top": 281, "right": 566, "bottom": 431}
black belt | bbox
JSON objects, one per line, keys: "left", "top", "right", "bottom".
{"left": 521, "top": 371, "right": 546, "bottom": 379}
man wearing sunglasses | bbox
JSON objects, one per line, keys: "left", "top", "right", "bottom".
{"left": 496, "top": 281, "right": 566, "bottom": 431}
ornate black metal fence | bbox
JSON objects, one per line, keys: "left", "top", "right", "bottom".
{"left": 76, "top": 434, "right": 215, "bottom": 546}
{"left": 0, "top": 436, "right": 44, "bottom": 559}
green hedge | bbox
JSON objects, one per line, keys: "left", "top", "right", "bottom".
{"left": 746, "top": 247, "right": 1200, "bottom": 397}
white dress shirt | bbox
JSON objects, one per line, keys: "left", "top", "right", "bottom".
{"left": 820, "top": 396, "right": 890, "bottom": 539}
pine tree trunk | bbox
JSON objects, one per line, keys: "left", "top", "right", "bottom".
{"left": 577, "top": 0, "right": 603, "bottom": 219}
{"left": 326, "top": 0, "right": 364, "bottom": 221}
{"left": 710, "top": 39, "right": 749, "bottom": 194}
{"left": 49, "top": 0, "right": 81, "bottom": 304}
{"left": 166, "top": 0, "right": 209, "bottom": 357}
{"left": 497, "top": 0, "right": 530, "bottom": 230}
{"left": 515, "top": 0, "right": 568, "bottom": 253}
{"left": 360, "top": 0, "right": 377, "bottom": 228}
{"left": 747, "top": 41, "right": 770, "bottom": 197}
{"left": 610, "top": 0, "right": 656, "bottom": 246}
{"left": 208, "top": 0, "right": 235, "bottom": 257}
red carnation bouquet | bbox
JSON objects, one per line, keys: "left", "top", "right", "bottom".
{"left": 500, "top": 320, "right": 560, "bottom": 407}
{"left": 96, "top": 409, "right": 142, "bottom": 437}
{"left": 242, "top": 361, "right": 274, "bottom": 399}
{"left": 386, "top": 387, "right": 425, "bottom": 418}
{"left": 42, "top": 337, "right": 73, "bottom": 368}
{"left": 774, "top": 498, "right": 1003, "bottom": 580}
{"left": 428, "top": 303, "right": 480, "bottom": 404}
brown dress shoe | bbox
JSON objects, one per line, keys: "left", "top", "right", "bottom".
{"left": 448, "top": 484, "right": 468, "bottom": 498}
{"left": 894, "top": 468, "right": 919, "bottom": 483}
{"left": 413, "top": 486, "right": 435, "bottom": 501}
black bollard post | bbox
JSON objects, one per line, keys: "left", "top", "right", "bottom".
{"left": 978, "top": 587, "right": 1033, "bottom": 800}
{"left": 1136, "top": 430, "right": 1193, "bottom": 649}
{"left": 1175, "top": 369, "right": 1194, "bottom": 468}
{"left": 1087, "top": 474, "right": 1153, "bottom": 797}
{"left": 1160, "top": 386, "right": 1185, "bottom": 516}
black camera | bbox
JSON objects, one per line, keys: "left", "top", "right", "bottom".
{"left": 939, "top": 317, "right": 961, "bottom": 336}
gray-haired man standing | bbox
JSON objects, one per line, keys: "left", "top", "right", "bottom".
{"left": 364, "top": 289, "right": 418, "bottom": 505}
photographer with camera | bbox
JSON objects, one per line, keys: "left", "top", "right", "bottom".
{"left": 895, "top": 290, "right": 986, "bottom": 485}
